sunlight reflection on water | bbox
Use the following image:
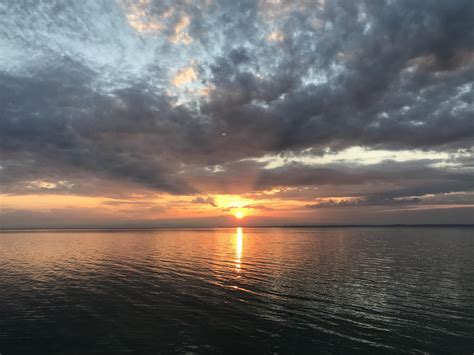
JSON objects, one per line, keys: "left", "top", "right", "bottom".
{"left": 0, "top": 227, "right": 473, "bottom": 353}
{"left": 235, "top": 227, "right": 243, "bottom": 272}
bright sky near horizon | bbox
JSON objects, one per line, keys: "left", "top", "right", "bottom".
{"left": 1, "top": 0, "right": 473, "bottom": 228}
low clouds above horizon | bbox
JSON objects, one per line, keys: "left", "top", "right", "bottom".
{"left": 0, "top": 0, "right": 473, "bottom": 227}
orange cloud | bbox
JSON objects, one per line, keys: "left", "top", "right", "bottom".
{"left": 171, "top": 63, "right": 198, "bottom": 87}
{"left": 120, "top": 0, "right": 164, "bottom": 34}
{"left": 169, "top": 15, "right": 193, "bottom": 45}
{"left": 267, "top": 31, "right": 285, "bottom": 42}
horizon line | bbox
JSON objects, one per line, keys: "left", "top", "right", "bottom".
{"left": 1, "top": 223, "right": 474, "bottom": 232}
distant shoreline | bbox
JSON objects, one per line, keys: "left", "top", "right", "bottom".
{"left": 1, "top": 224, "right": 473, "bottom": 232}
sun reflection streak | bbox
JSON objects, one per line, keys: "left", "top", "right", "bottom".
{"left": 235, "top": 227, "right": 243, "bottom": 272}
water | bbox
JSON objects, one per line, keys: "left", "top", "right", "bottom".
{"left": 0, "top": 227, "right": 473, "bottom": 354}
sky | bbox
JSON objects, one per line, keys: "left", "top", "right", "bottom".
{"left": 1, "top": 0, "right": 473, "bottom": 228}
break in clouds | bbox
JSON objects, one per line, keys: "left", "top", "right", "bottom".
{"left": 0, "top": 0, "right": 473, "bottom": 224}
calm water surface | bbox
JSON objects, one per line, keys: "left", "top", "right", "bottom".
{"left": 0, "top": 227, "right": 473, "bottom": 354}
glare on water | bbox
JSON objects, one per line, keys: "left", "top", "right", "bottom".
{"left": 0, "top": 227, "right": 473, "bottom": 354}
{"left": 235, "top": 227, "right": 243, "bottom": 271}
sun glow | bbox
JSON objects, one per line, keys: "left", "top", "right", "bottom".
{"left": 234, "top": 211, "right": 245, "bottom": 219}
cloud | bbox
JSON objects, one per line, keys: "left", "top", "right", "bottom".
{"left": 191, "top": 196, "right": 217, "bottom": 207}
{"left": 306, "top": 196, "right": 422, "bottom": 209}
{"left": 266, "top": 31, "right": 285, "bottom": 42}
{"left": 0, "top": 0, "right": 473, "bottom": 224}
{"left": 242, "top": 204, "right": 274, "bottom": 211}
{"left": 169, "top": 15, "right": 193, "bottom": 44}
{"left": 171, "top": 63, "right": 198, "bottom": 86}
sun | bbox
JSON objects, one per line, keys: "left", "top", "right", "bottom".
{"left": 234, "top": 211, "right": 245, "bottom": 219}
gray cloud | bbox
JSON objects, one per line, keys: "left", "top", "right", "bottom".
{"left": 306, "top": 196, "right": 422, "bottom": 209}
{"left": 191, "top": 196, "right": 217, "bottom": 207}
{"left": 0, "top": 0, "right": 473, "bottom": 220}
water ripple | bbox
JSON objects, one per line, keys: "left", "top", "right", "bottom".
{"left": 0, "top": 227, "right": 473, "bottom": 353}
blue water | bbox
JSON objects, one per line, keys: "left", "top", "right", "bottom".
{"left": 0, "top": 227, "right": 473, "bottom": 353}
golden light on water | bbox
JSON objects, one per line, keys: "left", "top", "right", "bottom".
{"left": 235, "top": 227, "right": 243, "bottom": 271}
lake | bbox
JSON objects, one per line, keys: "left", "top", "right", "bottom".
{"left": 0, "top": 227, "right": 473, "bottom": 353}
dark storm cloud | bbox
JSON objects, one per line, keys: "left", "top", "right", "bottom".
{"left": 0, "top": 0, "right": 473, "bottom": 206}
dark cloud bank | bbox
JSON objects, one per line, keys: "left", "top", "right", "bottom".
{"left": 0, "top": 0, "right": 473, "bottom": 225}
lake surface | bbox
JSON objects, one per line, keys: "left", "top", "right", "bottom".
{"left": 0, "top": 227, "right": 473, "bottom": 354}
